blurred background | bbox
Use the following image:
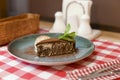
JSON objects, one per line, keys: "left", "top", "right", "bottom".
{"left": 0, "top": 0, "right": 120, "bottom": 32}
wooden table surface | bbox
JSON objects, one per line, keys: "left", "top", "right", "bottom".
{"left": 40, "top": 21, "right": 120, "bottom": 42}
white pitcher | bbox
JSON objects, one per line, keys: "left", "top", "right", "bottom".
{"left": 67, "top": 15, "right": 79, "bottom": 32}
{"left": 62, "top": 0, "right": 93, "bottom": 35}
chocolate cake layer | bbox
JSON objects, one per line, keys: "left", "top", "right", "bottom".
{"left": 35, "top": 38, "right": 76, "bottom": 57}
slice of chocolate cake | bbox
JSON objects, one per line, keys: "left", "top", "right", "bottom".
{"left": 34, "top": 35, "right": 76, "bottom": 57}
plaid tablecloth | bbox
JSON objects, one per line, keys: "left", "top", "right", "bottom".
{"left": 0, "top": 29, "right": 120, "bottom": 80}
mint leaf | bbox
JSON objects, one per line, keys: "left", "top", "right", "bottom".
{"left": 60, "top": 36, "right": 73, "bottom": 41}
{"left": 58, "top": 24, "right": 76, "bottom": 41}
{"left": 64, "top": 24, "right": 71, "bottom": 35}
{"left": 67, "top": 32, "right": 76, "bottom": 38}
{"left": 58, "top": 34, "right": 65, "bottom": 39}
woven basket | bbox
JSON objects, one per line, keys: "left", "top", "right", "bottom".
{"left": 0, "top": 13, "right": 40, "bottom": 46}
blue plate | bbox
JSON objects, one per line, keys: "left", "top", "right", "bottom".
{"left": 8, "top": 33, "right": 94, "bottom": 66}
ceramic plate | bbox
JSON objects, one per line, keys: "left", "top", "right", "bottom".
{"left": 8, "top": 33, "right": 94, "bottom": 66}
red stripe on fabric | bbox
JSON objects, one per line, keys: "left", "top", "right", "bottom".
{"left": 0, "top": 62, "right": 5, "bottom": 66}
{"left": 113, "top": 49, "right": 120, "bottom": 53}
{"left": 21, "top": 73, "right": 36, "bottom": 79}
{"left": 55, "top": 71, "right": 66, "bottom": 77}
{"left": 105, "top": 55, "right": 118, "bottom": 59}
{"left": 6, "top": 67, "right": 19, "bottom": 73}
{"left": 103, "top": 41, "right": 115, "bottom": 45}
{"left": 8, "top": 56, "right": 17, "bottom": 60}
{"left": 96, "top": 61, "right": 106, "bottom": 65}
{"left": 71, "top": 72, "right": 77, "bottom": 80}
{"left": 0, "top": 51, "right": 7, "bottom": 55}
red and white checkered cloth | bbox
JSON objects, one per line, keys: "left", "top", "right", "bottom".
{"left": 67, "top": 59, "right": 120, "bottom": 80}
{"left": 0, "top": 29, "right": 120, "bottom": 80}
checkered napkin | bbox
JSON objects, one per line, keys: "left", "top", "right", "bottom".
{"left": 0, "top": 29, "right": 120, "bottom": 80}
{"left": 67, "top": 59, "right": 120, "bottom": 80}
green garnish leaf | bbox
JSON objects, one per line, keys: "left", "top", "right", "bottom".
{"left": 60, "top": 36, "right": 73, "bottom": 41}
{"left": 64, "top": 24, "right": 71, "bottom": 35}
{"left": 58, "top": 24, "right": 76, "bottom": 41}
{"left": 67, "top": 32, "right": 76, "bottom": 38}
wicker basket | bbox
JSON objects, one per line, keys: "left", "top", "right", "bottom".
{"left": 0, "top": 13, "right": 40, "bottom": 46}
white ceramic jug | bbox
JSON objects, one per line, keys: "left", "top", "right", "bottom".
{"left": 62, "top": 0, "right": 96, "bottom": 40}
{"left": 62, "top": 0, "right": 85, "bottom": 26}
{"left": 67, "top": 15, "right": 79, "bottom": 32}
